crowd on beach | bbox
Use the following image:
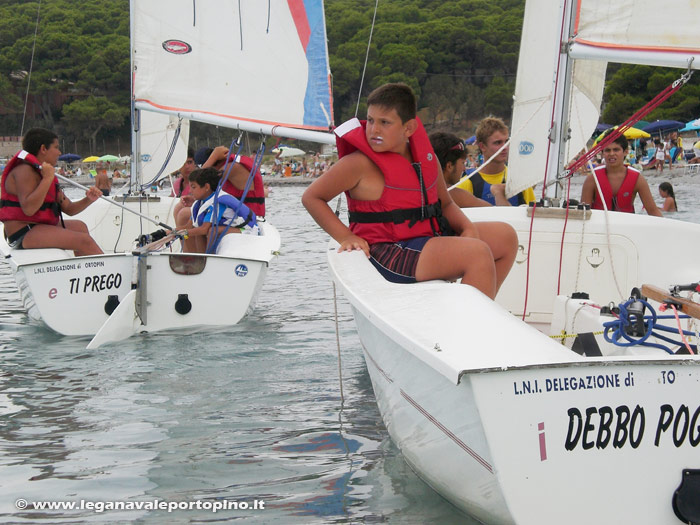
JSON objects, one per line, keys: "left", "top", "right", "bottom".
{"left": 1, "top": 82, "right": 696, "bottom": 291}
{"left": 271, "top": 152, "right": 333, "bottom": 178}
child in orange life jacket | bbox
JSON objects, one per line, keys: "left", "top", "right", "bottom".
{"left": 302, "top": 83, "right": 517, "bottom": 299}
{"left": 581, "top": 133, "right": 662, "bottom": 216}
{"left": 0, "top": 128, "right": 102, "bottom": 255}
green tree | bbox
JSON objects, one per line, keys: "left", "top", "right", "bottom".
{"left": 62, "top": 96, "right": 128, "bottom": 152}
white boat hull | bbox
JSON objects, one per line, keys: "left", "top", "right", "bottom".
{"left": 0, "top": 196, "right": 280, "bottom": 340}
{"left": 329, "top": 207, "right": 700, "bottom": 524}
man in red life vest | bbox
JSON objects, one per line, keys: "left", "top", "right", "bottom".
{"left": 0, "top": 128, "right": 102, "bottom": 255}
{"left": 302, "top": 83, "right": 517, "bottom": 300}
{"left": 581, "top": 133, "right": 662, "bottom": 217}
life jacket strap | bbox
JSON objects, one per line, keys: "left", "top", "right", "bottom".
{"left": 348, "top": 202, "right": 443, "bottom": 227}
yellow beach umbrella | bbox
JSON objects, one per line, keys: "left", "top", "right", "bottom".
{"left": 82, "top": 155, "right": 100, "bottom": 162}
{"left": 594, "top": 126, "right": 650, "bottom": 145}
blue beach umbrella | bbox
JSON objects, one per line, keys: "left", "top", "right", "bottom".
{"left": 595, "top": 123, "right": 612, "bottom": 132}
{"left": 58, "top": 153, "right": 81, "bottom": 163}
{"left": 680, "top": 118, "right": 700, "bottom": 132}
{"left": 641, "top": 120, "right": 684, "bottom": 135}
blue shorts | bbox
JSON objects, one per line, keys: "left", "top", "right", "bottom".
{"left": 369, "top": 237, "right": 432, "bottom": 284}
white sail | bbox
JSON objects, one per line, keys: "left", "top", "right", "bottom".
{"left": 132, "top": 0, "right": 334, "bottom": 143}
{"left": 570, "top": 1, "right": 700, "bottom": 68}
{"left": 507, "top": 0, "right": 605, "bottom": 197}
{"left": 505, "top": 0, "right": 561, "bottom": 197}
{"left": 138, "top": 112, "right": 190, "bottom": 184}
{"left": 506, "top": 0, "right": 700, "bottom": 198}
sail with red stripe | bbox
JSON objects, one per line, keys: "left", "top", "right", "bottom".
{"left": 132, "top": 0, "right": 334, "bottom": 142}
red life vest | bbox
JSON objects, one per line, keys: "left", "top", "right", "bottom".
{"left": 221, "top": 155, "right": 266, "bottom": 217}
{"left": 336, "top": 117, "right": 445, "bottom": 245}
{"left": 591, "top": 165, "right": 639, "bottom": 213}
{"left": 172, "top": 177, "right": 191, "bottom": 198}
{"left": 0, "top": 150, "right": 60, "bottom": 225}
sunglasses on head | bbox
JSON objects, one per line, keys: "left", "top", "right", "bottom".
{"left": 450, "top": 141, "right": 466, "bottom": 151}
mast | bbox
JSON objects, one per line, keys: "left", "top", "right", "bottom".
{"left": 129, "top": 0, "right": 139, "bottom": 191}
{"left": 545, "top": 0, "right": 577, "bottom": 198}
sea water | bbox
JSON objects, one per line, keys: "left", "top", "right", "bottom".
{"left": 0, "top": 172, "right": 697, "bottom": 524}
{"left": 0, "top": 184, "right": 471, "bottom": 524}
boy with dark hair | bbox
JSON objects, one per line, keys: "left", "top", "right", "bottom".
{"left": 302, "top": 83, "right": 517, "bottom": 299}
{"left": 581, "top": 133, "right": 662, "bottom": 216}
{"left": 174, "top": 145, "right": 266, "bottom": 232}
{"left": 0, "top": 127, "right": 102, "bottom": 255}
{"left": 181, "top": 167, "right": 257, "bottom": 253}
{"left": 429, "top": 130, "right": 490, "bottom": 208}
{"left": 454, "top": 116, "right": 535, "bottom": 206}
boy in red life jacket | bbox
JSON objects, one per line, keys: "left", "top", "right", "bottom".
{"left": 581, "top": 133, "right": 662, "bottom": 216}
{"left": 0, "top": 128, "right": 102, "bottom": 255}
{"left": 302, "top": 83, "right": 517, "bottom": 300}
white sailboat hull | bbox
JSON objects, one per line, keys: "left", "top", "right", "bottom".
{"left": 329, "top": 207, "right": 700, "bottom": 524}
{"left": 0, "top": 196, "right": 280, "bottom": 340}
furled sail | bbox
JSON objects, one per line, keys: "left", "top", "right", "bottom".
{"left": 132, "top": 0, "right": 334, "bottom": 142}
{"left": 138, "top": 112, "right": 190, "bottom": 184}
{"left": 570, "top": 1, "right": 700, "bottom": 68}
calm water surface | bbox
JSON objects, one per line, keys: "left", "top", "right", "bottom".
{"left": 0, "top": 184, "right": 472, "bottom": 524}
{"left": 1, "top": 170, "right": 697, "bottom": 523}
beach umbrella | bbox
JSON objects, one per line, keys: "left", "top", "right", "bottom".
{"left": 273, "top": 146, "right": 305, "bottom": 158}
{"left": 593, "top": 126, "right": 650, "bottom": 145}
{"left": 680, "top": 118, "right": 700, "bottom": 132}
{"left": 641, "top": 120, "right": 684, "bottom": 134}
{"left": 58, "top": 153, "right": 81, "bottom": 163}
{"left": 82, "top": 155, "right": 100, "bottom": 162}
{"left": 98, "top": 154, "right": 119, "bottom": 162}
{"left": 595, "top": 123, "right": 612, "bottom": 132}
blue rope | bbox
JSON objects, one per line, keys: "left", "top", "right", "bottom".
{"left": 602, "top": 298, "right": 693, "bottom": 354}
{"left": 139, "top": 119, "right": 183, "bottom": 190}
{"left": 205, "top": 140, "right": 264, "bottom": 254}
{"left": 205, "top": 136, "right": 244, "bottom": 254}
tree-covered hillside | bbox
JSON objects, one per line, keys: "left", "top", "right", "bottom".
{"left": 0, "top": 0, "right": 697, "bottom": 151}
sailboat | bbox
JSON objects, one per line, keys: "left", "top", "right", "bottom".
{"left": 0, "top": 0, "right": 335, "bottom": 347}
{"left": 327, "top": 1, "right": 700, "bottom": 523}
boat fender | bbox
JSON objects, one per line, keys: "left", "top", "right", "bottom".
{"left": 104, "top": 295, "right": 120, "bottom": 315}
{"left": 672, "top": 469, "right": 700, "bottom": 524}
{"left": 175, "top": 294, "right": 192, "bottom": 315}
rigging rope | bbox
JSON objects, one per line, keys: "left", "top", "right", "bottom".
{"left": 333, "top": 282, "right": 345, "bottom": 403}
{"left": 354, "top": 0, "right": 379, "bottom": 118}
{"left": 139, "top": 118, "right": 183, "bottom": 190}
{"left": 20, "top": 0, "right": 42, "bottom": 136}
{"left": 565, "top": 65, "right": 694, "bottom": 176}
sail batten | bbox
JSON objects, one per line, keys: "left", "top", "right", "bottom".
{"left": 132, "top": 0, "right": 334, "bottom": 136}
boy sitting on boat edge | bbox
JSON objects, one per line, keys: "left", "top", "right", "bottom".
{"left": 0, "top": 128, "right": 103, "bottom": 256}
{"left": 302, "top": 83, "right": 517, "bottom": 300}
